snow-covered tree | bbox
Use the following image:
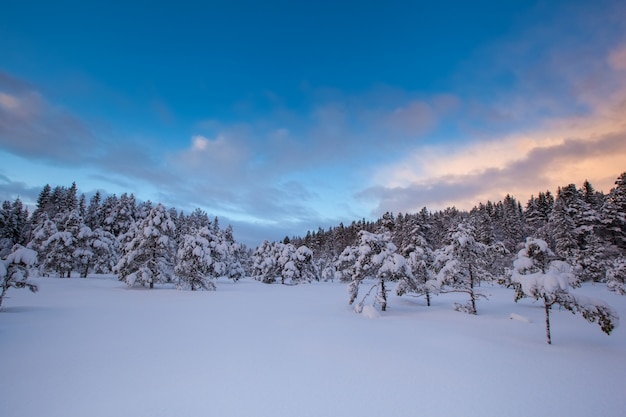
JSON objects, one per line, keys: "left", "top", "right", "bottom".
{"left": 84, "top": 191, "right": 103, "bottom": 230}
{"left": 251, "top": 240, "right": 279, "bottom": 283}
{"left": 115, "top": 204, "right": 176, "bottom": 288}
{"left": 0, "top": 198, "right": 30, "bottom": 257}
{"left": 400, "top": 237, "right": 437, "bottom": 306}
{"left": 434, "top": 222, "right": 502, "bottom": 314}
{"left": 251, "top": 241, "right": 316, "bottom": 284}
{"left": 175, "top": 227, "right": 217, "bottom": 291}
{"left": 606, "top": 256, "right": 626, "bottom": 295}
{"left": 103, "top": 193, "right": 137, "bottom": 238}
{"left": 282, "top": 245, "right": 316, "bottom": 284}
{"left": 601, "top": 172, "right": 626, "bottom": 249}
{"left": 221, "top": 225, "right": 246, "bottom": 282}
{"left": 525, "top": 191, "right": 554, "bottom": 232}
{"left": 207, "top": 224, "right": 246, "bottom": 282}
{"left": 73, "top": 225, "right": 119, "bottom": 277}
{"left": 39, "top": 210, "right": 83, "bottom": 277}
{"left": 494, "top": 194, "right": 525, "bottom": 252}
{"left": 508, "top": 237, "right": 619, "bottom": 344}
{"left": 1, "top": 245, "right": 38, "bottom": 310}
{"left": 336, "top": 230, "right": 414, "bottom": 312}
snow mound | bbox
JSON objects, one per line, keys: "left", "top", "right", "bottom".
{"left": 509, "top": 313, "right": 532, "bottom": 323}
{"left": 361, "top": 305, "right": 380, "bottom": 319}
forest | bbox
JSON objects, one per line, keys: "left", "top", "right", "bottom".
{"left": 1, "top": 173, "right": 626, "bottom": 340}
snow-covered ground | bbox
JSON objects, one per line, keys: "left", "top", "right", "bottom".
{"left": 1, "top": 276, "right": 625, "bottom": 417}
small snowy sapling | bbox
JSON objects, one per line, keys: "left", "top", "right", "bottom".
{"left": 1, "top": 245, "right": 38, "bottom": 310}
{"left": 508, "top": 237, "right": 619, "bottom": 344}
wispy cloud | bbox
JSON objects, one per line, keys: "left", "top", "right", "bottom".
{"left": 0, "top": 72, "right": 97, "bottom": 163}
{"left": 362, "top": 34, "right": 626, "bottom": 215}
{"left": 0, "top": 174, "right": 41, "bottom": 204}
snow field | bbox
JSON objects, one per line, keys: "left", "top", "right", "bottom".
{"left": 1, "top": 276, "right": 625, "bottom": 417}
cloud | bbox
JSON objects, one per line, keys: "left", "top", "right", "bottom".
{"left": 368, "top": 95, "right": 459, "bottom": 138}
{"left": 609, "top": 46, "right": 626, "bottom": 70}
{"left": 0, "top": 174, "right": 41, "bottom": 205}
{"left": 361, "top": 130, "right": 626, "bottom": 214}
{"left": 0, "top": 74, "right": 98, "bottom": 163}
{"left": 362, "top": 36, "right": 626, "bottom": 216}
{"left": 172, "top": 134, "right": 251, "bottom": 181}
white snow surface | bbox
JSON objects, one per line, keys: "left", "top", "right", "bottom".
{"left": 2, "top": 276, "right": 626, "bottom": 417}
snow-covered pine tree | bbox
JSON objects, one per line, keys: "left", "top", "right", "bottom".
{"left": 103, "top": 193, "right": 137, "bottom": 238}
{"left": 251, "top": 241, "right": 316, "bottom": 284}
{"left": 602, "top": 172, "right": 626, "bottom": 250}
{"left": 0, "top": 245, "right": 38, "bottom": 310}
{"left": 400, "top": 234, "right": 437, "bottom": 306}
{"left": 73, "top": 223, "right": 95, "bottom": 278}
{"left": 281, "top": 245, "right": 316, "bottom": 284}
{"left": 495, "top": 195, "right": 525, "bottom": 253}
{"left": 27, "top": 214, "right": 57, "bottom": 276}
{"left": 251, "top": 240, "right": 280, "bottom": 283}
{"left": 336, "top": 230, "right": 414, "bottom": 312}
{"left": 31, "top": 184, "right": 52, "bottom": 226}
{"left": 606, "top": 256, "right": 626, "bottom": 295}
{"left": 205, "top": 224, "right": 245, "bottom": 282}
{"left": 434, "top": 222, "right": 501, "bottom": 314}
{"left": 40, "top": 209, "right": 83, "bottom": 277}
{"left": 221, "top": 225, "right": 246, "bottom": 282}
{"left": 0, "top": 198, "right": 30, "bottom": 257}
{"left": 544, "top": 185, "right": 583, "bottom": 260}
{"left": 508, "top": 237, "right": 619, "bottom": 344}
{"left": 115, "top": 203, "right": 176, "bottom": 288}
{"left": 73, "top": 225, "right": 119, "bottom": 277}
{"left": 526, "top": 191, "right": 554, "bottom": 234}
{"left": 84, "top": 191, "right": 103, "bottom": 230}
{"left": 175, "top": 226, "right": 216, "bottom": 291}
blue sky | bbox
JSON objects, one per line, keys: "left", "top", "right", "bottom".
{"left": 1, "top": 0, "right": 626, "bottom": 246}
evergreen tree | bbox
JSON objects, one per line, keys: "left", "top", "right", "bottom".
{"left": 78, "top": 194, "right": 87, "bottom": 219}
{"left": 400, "top": 234, "right": 437, "bottom": 306}
{"left": 0, "top": 245, "right": 38, "bottom": 310}
{"left": 601, "top": 172, "right": 626, "bottom": 250}
{"left": 104, "top": 193, "right": 136, "bottom": 238}
{"left": 31, "top": 184, "right": 52, "bottom": 225}
{"left": 85, "top": 191, "right": 103, "bottom": 230}
{"left": 251, "top": 241, "right": 315, "bottom": 284}
{"left": 175, "top": 226, "right": 217, "bottom": 291}
{"left": 27, "top": 213, "right": 58, "bottom": 276}
{"left": 434, "top": 222, "right": 500, "bottom": 314}
{"left": 494, "top": 195, "right": 525, "bottom": 252}
{"left": 40, "top": 209, "right": 83, "bottom": 277}
{"left": 526, "top": 191, "right": 554, "bottom": 235}
{"left": 336, "top": 230, "right": 414, "bottom": 312}
{"left": 508, "top": 237, "right": 618, "bottom": 344}
{"left": 606, "top": 256, "right": 626, "bottom": 295}
{"left": 0, "top": 198, "right": 30, "bottom": 251}
{"left": 251, "top": 240, "right": 280, "bottom": 283}
{"left": 542, "top": 185, "right": 581, "bottom": 260}
{"left": 222, "top": 225, "right": 246, "bottom": 282}
{"left": 73, "top": 225, "right": 119, "bottom": 277}
{"left": 115, "top": 204, "right": 176, "bottom": 288}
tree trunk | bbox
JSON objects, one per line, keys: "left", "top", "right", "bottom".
{"left": 379, "top": 279, "right": 387, "bottom": 311}
{"left": 150, "top": 281, "right": 154, "bottom": 289}
{"left": 468, "top": 264, "right": 477, "bottom": 314}
{"left": 0, "top": 285, "right": 8, "bottom": 309}
{"left": 544, "top": 300, "right": 552, "bottom": 345}
{"left": 426, "top": 290, "right": 431, "bottom": 307}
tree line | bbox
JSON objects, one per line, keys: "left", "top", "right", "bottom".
{"left": 1, "top": 173, "right": 626, "bottom": 343}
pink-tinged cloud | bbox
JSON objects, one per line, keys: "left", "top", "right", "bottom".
{"left": 361, "top": 37, "right": 626, "bottom": 215}
{"left": 0, "top": 73, "right": 97, "bottom": 163}
{"left": 360, "top": 129, "right": 626, "bottom": 215}
{"left": 609, "top": 45, "right": 626, "bottom": 71}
